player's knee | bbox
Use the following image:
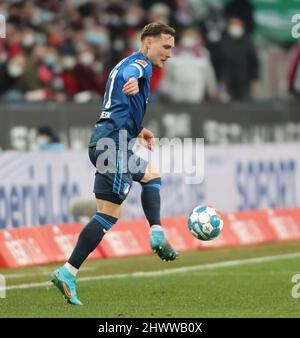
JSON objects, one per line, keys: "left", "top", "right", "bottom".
{"left": 140, "top": 162, "right": 160, "bottom": 183}
{"left": 96, "top": 199, "right": 121, "bottom": 219}
{"left": 141, "top": 171, "right": 161, "bottom": 183}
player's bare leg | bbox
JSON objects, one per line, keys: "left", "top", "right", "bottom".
{"left": 140, "top": 163, "right": 179, "bottom": 261}
{"left": 51, "top": 199, "right": 121, "bottom": 305}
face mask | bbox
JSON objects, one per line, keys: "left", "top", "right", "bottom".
{"left": 44, "top": 55, "right": 56, "bottom": 66}
{"left": 79, "top": 52, "right": 94, "bottom": 66}
{"left": 8, "top": 64, "right": 24, "bottom": 77}
{"left": 130, "top": 37, "right": 140, "bottom": 50}
{"left": 156, "top": 16, "right": 169, "bottom": 25}
{"left": 52, "top": 76, "right": 64, "bottom": 90}
{"left": 22, "top": 34, "right": 35, "bottom": 47}
{"left": 228, "top": 25, "right": 244, "bottom": 38}
{"left": 63, "top": 56, "right": 76, "bottom": 70}
{"left": 35, "top": 33, "right": 47, "bottom": 44}
{"left": 92, "top": 61, "right": 104, "bottom": 73}
{"left": 41, "top": 10, "right": 54, "bottom": 22}
{"left": 113, "top": 38, "right": 124, "bottom": 52}
{"left": 85, "top": 31, "right": 109, "bottom": 46}
{"left": 126, "top": 15, "right": 140, "bottom": 26}
{"left": 181, "top": 36, "right": 198, "bottom": 48}
{"left": 36, "top": 136, "right": 49, "bottom": 149}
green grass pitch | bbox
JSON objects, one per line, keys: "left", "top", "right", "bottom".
{"left": 1, "top": 241, "right": 300, "bottom": 318}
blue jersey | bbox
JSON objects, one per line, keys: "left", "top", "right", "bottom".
{"left": 89, "top": 51, "right": 152, "bottom": 148}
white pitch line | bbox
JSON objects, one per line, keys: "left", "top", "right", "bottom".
{"left": 4, "top": 252, "right": 300, "bottom": 291}
{"left": 2, "top": 266, "right": 96, "bottom": 279}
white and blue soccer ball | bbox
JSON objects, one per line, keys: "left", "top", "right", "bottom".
{"left": 188, "top": 205, "right": 223, "bottom": 241}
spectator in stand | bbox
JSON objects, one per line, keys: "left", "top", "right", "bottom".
{"left": 224, "top": 0, "right": 255, "bottom": 35}
{"left": 224, "top": 0, "right": 255, "bottom": 34}
{"left": 123, "top": 3, "right": 147, "bottom": 39}
{"left": 0, "top": 54, "right": 26, "bottom": 101}
{"left": 0, "top": 0, "right": 262, "bottom": 104}
{"left": 60, "top": 53, "right": 79, "bottom": 97}
{"left": 161, "top": 27, "right": 217, "bottom": 103}
{"left": 36, "top": 126, "right": 66, "bottom": 151}
{"left": 16, "top": 44, "right": 54, "bottom": 101}
{"left": 74, "top": 50, "right": 99, "bottom": 101}
{"left": 199, "top": 2, "right": 226, "bottom": 81}
{"left": 147, "top": 3, "right": 171, "bottom": 25}
{"left": 141, "top": 0, "right": 178, "bottom": 29}
{"left": 219, "top": 17, "right": 259, "bottom": 101}
{"left": 102, "top": 0, "right": 127, "bottom": 67}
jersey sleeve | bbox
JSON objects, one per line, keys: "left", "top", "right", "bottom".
{"left": 123, "top": 58, "right": 152, "bottom": 81}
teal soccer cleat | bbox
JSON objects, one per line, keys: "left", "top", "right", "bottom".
{"left": 150, "top": 228, "right": 179, "bottom": 261}
{"left": 50, "top": 266, "right": 83, "bottom": 305}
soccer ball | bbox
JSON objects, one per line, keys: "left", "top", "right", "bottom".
{"left": 188, "top": 205, "right": 223, "bottom": 241}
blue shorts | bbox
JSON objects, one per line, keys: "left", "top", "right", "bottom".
{"left": 88, "top": 146, "right": 148, "bottom": 205}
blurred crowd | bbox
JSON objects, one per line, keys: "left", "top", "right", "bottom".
{"left": 0, "top": 0, "right": 298, "bottom": 103}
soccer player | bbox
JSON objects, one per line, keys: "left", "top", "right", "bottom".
{"left": 51, "top": 22, "right": 178, "bottom": 305}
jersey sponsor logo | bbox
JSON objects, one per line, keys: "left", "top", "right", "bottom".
{"left": 100, "top": 111, "right": 112, "bottom": 119}
{"left": 135, "top": 59, "right": 148, "bottom": 68}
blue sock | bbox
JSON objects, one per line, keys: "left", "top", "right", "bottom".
{"left": 141, "top": 177, "right": 161, "bottom": 227}
{"left": 68, "top": 212, "right": 117, "bottom": 269}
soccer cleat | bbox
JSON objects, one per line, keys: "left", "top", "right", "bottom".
{"left": 50, "top": 266, "right": 83, "bottom": 305}
{"left": 150, "top": 228, "right": 179, "bottom": 261}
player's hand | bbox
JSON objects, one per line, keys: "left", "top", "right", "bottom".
{"left": 138, "top": 127, "right": 154, "bottom": 151}
{"left": 123, "top": 77, "right": 139, "bottom": 96}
